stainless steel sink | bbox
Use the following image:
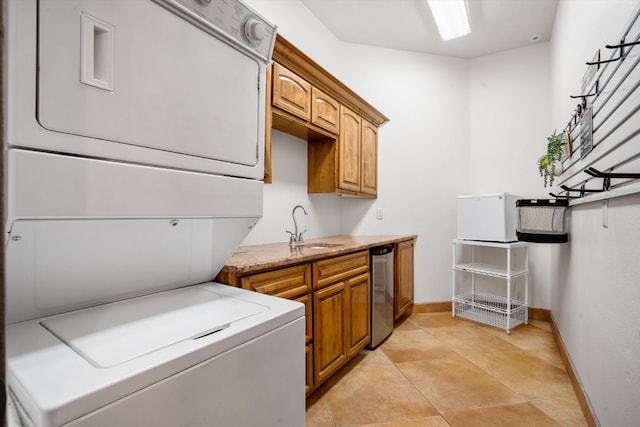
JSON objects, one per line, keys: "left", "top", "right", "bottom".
{"left": 300, "top": 243, "right": 343, "bottom": 249}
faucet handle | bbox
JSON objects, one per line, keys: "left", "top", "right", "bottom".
{"left": 298, "top": 229, "right": 307, "bottom": 243}
{"left": 285, "top": 230, "right": 296, "bottom": 243}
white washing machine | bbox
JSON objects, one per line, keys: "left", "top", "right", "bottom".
{"left": 7, "top": 282, "right": 305, "bottom": 427}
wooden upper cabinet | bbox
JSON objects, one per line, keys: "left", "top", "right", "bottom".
{"left": 264, "top": 64, "right": 273, "bottom": 184}
{"left": 308, "top": 107, "right": 379, "bottom": 198}
{"left": 311, "top": 87, "right": 340, "bottom": 134}
{"left": 360, "top": 118, "right": 378, "bottom": 197}
{"left": 272, "top": 63, "right": 311, "bottom": 121}
{"left": 269, "top": 35, "right": 388, "bottom": 195}
{"left": 338, "top": 106, "right": 362, "bottom": 193}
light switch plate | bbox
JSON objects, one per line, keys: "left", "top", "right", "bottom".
{"left": 376, "top": 208, "right": 384, "bottom": 220}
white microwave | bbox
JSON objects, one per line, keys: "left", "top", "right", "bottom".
{"left": 456, "top": 193, "right": 521, "bottom": 242}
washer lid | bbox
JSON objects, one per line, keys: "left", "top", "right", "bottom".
{"left": 41, "top": 286, "right": 268, "bottom": 367}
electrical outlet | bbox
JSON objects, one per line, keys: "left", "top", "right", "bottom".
{"left": 376, "top": 208, "right": 384, "bottom": 220}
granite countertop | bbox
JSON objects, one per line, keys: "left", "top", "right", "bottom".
{"left": 221, "top": 234, "right": 416, "bottom": 275}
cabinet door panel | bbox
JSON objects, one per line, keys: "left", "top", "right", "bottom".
{"left": 272, "top": 63, "right": 311, "bottom": 120}
{"left": 313, "top": 281, "right": 347, "bottom": 384}
{"left": 338, "top": 106, "right": 361, "bottom": 192}
{"left": 347, "top": 272, "right": 370, "bottom": 357}
{"left": 361, "top": 118, "right": 378, "bottom": 197}
{"left": 395, "top": 239, "right": 415, "bottom": 320}
{"left": 311, "top": 87, "right": 340, "bottom": 134}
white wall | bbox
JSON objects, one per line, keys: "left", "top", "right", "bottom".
{"left": 338, "top": 44, "right": 469, "bottom": 304}
{"left": 468, "top": 43, "right": 553, "bottom": 309}
{"left": 468, "top": 43, "right": 551, "bottom": 196}
{"left": 241, "top": 130, "right": 343, "bottom": 245}
{"left": 550, "top": 1, "right": 640, "bottom": 425}
{"left": 245, "top": 0, "right": 345, "bottom": 77}
{"left": 241, "top": 0, "right": 346, "bottom": 245}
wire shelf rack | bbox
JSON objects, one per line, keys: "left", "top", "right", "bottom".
{"left": 454, "top": 291, "right": 527, "bottom": 333}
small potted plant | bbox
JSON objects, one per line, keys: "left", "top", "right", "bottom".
{"left": 538, "top": 131, "right": 567, "bottom": 187}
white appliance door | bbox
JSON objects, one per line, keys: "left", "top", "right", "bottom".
{"left": 37, "top": 0, "right": 261, "bottom": 167}
{"left": 62, "top": 318, "right": 305, "bottom": 427}
{"left": 41, "top": 286, "right": 268, "bottom": 368}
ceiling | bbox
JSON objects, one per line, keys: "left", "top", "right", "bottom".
{"left": 300, "top": 0, "right": 559, "bottom": 59}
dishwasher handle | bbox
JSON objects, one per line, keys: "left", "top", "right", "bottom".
{"left": 370, "top": 244, "right": 394, "bottom": 256}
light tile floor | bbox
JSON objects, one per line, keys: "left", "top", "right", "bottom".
{"left": 306, "top": 313, "right": 588, "bottom": 427}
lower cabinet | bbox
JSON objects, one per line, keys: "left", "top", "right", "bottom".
{"left": 312, "top": 251, "right": 370, "bottom": 387}
{"left": 394, "top": 238, "right": 415, "bottom": 320}
{"left": 216, "top": 242, "right": 415, "bottom": 396}
{"left": 232, "top": 264, "right": 316, "bottom": 391}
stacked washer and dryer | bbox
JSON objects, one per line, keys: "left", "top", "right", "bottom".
{"left": 4, "top": 1, "right": 304, "bottom": 426}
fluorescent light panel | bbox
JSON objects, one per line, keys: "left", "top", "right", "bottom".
{"left": 427, "top": 0, "right": 471, "bottom": 41}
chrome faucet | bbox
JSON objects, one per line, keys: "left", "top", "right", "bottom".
{"left": 286, "top": 205, "right": 308, "bottom": 245}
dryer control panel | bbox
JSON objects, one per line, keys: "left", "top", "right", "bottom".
{"left": 155, "top": 0, "right": 277, "bottom": 62}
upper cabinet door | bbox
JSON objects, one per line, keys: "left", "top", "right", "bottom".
{"left": 311, "top": 87, "right": 340, "bottom": 134}
{"left": 272, "top": 63, "right": 311, "bottom": 121}
{"left": 360, "top": 118, "right": 378, "bottom": 197}
{"left": 338, "top": 106, "right": 362, "bottom": 193}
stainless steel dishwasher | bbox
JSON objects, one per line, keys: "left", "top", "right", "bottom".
{"left": 369, "top": 244, "right": 394, "bottom": 348}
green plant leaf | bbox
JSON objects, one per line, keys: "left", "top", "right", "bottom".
{"left": 538, "top": 131, "right": 567, "bottom": 187}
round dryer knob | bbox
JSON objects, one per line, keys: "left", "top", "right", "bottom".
{"left": 244, "top": 18, "right": 266, "bottom": 43}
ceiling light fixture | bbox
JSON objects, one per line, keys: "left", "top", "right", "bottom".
{"left": 427, "top": 0, "right": 471, "bottom": 41}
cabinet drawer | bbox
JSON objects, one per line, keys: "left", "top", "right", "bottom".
{"left": 241, "top": 264, "right": 311, "bottom": 299}
{"left": 313, "top": 250, "right": 369, "bottom": 290}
